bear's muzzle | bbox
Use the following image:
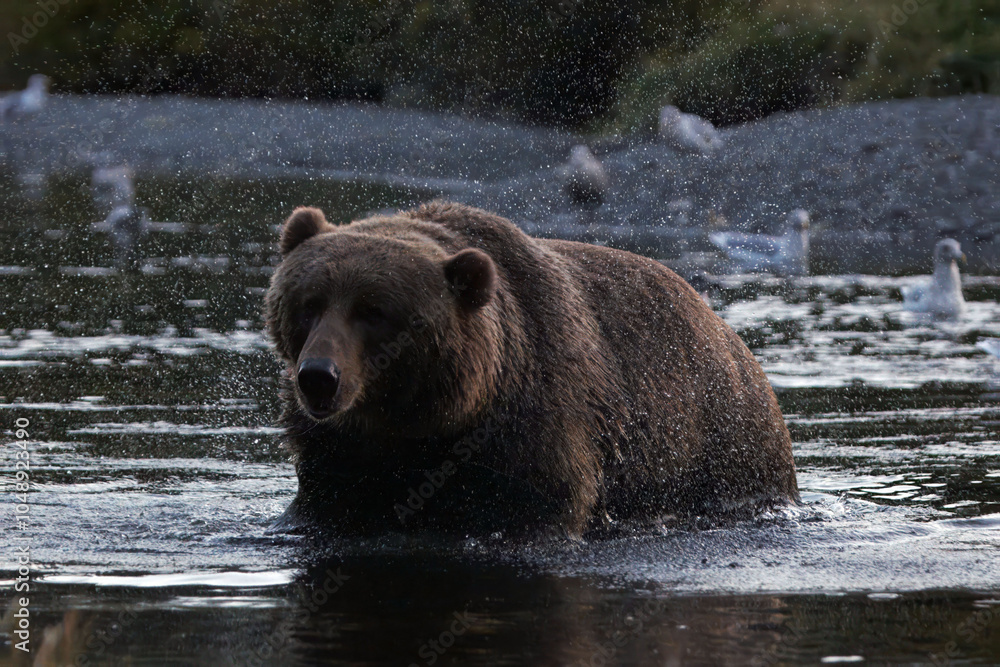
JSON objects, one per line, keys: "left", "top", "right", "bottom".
{"left": 297, "top": 357, "right": 341, "bottom": 419}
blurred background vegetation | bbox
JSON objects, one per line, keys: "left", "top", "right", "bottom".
{"left": 0, "top": 0, "right": 996, "bottom": 130}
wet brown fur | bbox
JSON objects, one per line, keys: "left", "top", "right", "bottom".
{"left": 265, "top": 202, "right": 798, "bottom": 538}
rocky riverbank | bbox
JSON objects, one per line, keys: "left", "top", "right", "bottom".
{"left": 1, "top": 94, "right": 997, "bottom": 273}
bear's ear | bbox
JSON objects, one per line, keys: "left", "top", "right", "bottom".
{"left": 444, "top": 249, "right": 496, "bottom": 311}
{"left": 280, "top": 207, "right": 334, "bottom": 255}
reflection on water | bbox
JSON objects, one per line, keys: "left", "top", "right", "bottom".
{"left": 6, "top": 563, "right": 1000, "bottom": 665}
{"left": 2, "top": 173, "right": 999, "bottom": 664}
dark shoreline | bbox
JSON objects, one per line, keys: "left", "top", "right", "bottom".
{"left": 1, "top": 93, "right": 997, "bottom": 273}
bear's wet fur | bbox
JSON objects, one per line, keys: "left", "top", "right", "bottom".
{"left": 265, "top": 201, "right": 798, "bottom": 538}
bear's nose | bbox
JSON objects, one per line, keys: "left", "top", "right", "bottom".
{"left": 297, "top": 358, "right": 340, "bottom": 408}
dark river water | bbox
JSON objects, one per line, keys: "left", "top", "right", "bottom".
{"left": 2, "top": 173, "right": 999, "bottom": 665}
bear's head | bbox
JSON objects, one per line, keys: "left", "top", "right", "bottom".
{"left": 265, "top": 207, "right": 500, "bottom": 436}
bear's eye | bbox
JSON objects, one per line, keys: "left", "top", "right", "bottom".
{"left": 354, "top": 302, "right": 390, "bottom": 325}
{"left": 297, "top": 298, "right": 324, "bottom": 331}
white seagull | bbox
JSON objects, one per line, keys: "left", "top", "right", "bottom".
{"left": 976, "top": 339, "right": 1000, "bottom": 359}
{"left": 709, "top": 209, "right": 810, "bottom": 276}
{"left": 0, "top": 74, "right": 49, "bottom": 120}
{"left": 901, "top": 238, "right": 967, "bottom": 318}
{"left": 560, "top": 145, "right": 609, "bottom": 208}
{"left": 91, "top": 204, "right": 150, "bottom": 270}
{"left": 91, "top": 165, "right": 136, "bottom": 213}
{"left": 658, "top": 105, "right": 723, "bottom": 155}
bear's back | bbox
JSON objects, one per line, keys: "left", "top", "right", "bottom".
{"left": 536, "top": 237, "right": 798, "bottom": 520}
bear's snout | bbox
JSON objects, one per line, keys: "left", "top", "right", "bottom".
{"left": 297, "top": 357, "right": 341, "bottom": 418}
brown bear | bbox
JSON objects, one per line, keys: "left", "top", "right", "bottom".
{"left": 265, "top": 201, "right": 798, "bottom": 538}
